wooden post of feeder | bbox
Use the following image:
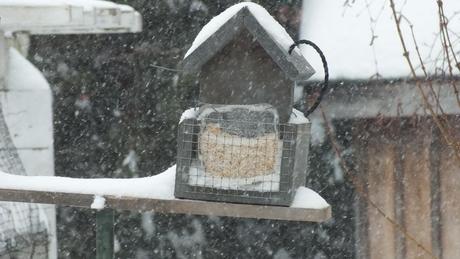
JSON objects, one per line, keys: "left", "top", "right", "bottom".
{"left": 96, "top": 209, "right": 115, "bottom": 259}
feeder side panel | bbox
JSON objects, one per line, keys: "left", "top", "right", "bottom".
{"left": 199, "top": 29, "right": 293, "bottom": 123}
{"left": 292, "top": 122, "right": 311, "bottom": 192}
{"left": 175, "top": 119, "right": 197, "bottom": 198}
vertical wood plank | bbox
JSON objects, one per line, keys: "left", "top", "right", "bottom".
{"left": 352, "top": 121, "right": 370, "bottom": 259}
{"left": 352, "top": 118, "right": 460, "bottom": 259}
{"left": 367, "top": 138, "right": 397, "bottom": 259}
{"left": 394, "top": 137, "right": 406, "bottom": 259}
{"left": 430, "top": 127, "right": 442, "bottom": 259}
{"left": 439, "top": 144, "right": 460, "bottom": 259}
{"left": 402, "top": 123, "right": 433, "bottom": 259}
{"left": 354, "top": 191, "right": 370, "bottom": 259}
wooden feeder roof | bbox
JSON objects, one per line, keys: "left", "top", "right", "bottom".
{"left": 182, "top": 5, "right": 315, "bottom": 82}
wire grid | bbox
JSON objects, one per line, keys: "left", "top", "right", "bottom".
{"left": 0, "top": 106, "right": 48, "bottom": 255}
{"left": 176, "top": 118, "right": 297, "bottom": 202}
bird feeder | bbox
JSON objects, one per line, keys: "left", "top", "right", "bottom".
{"left": 175, "top": 3, "right": 315, "bottom": 206}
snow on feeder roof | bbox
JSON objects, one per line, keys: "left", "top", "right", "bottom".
{"left": 182, "top": 2, "right": 314, "bottom": 82}
{"left": 0, "top": 0, "right": 142, "bottom": 34}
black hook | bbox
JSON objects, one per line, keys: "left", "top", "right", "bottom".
{"left": 289, "top": 40, "right": 329, "bottom": 117}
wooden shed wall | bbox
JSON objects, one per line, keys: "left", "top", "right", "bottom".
{"left": 350, "top": 117, "right": 460, "bottom": 259}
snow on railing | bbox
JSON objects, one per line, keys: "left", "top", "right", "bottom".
{"left": 0, "top": 165, "right": 330, "bottom": 221}
{"left": 0, "top": 0, "right": 142, "bottom": 34}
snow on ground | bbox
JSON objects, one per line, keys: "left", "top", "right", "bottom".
{"left": 0, "top": 166, "right": 328, "bottom": 209}
{"left": 185, "top": 2, "right": 301, "bottom": 58}
{"left": 301, "top": 0, "right": 460, "bottom": 80}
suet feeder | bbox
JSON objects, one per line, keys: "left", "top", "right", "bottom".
{"left": 175, "top": 3, "right": 315, "bottom": 206}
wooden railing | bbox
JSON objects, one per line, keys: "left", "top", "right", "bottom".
{"left": 0, "top": 170, "right": 331, "bottom": 259}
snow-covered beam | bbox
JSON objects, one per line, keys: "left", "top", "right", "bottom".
{"left": 0, "top": 0, "right": 142, "bottom": 34}
{"left": 0, "top": 167, "right": 331, "bottom": 222}
{"left": 0, "top": 188, "right": 331, "bottom": 222}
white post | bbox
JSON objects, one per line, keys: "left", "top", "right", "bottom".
{"left": 1, "top": 32, "right": 57, "bottom": 259}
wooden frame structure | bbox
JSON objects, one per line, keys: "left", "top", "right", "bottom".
{"left": 312, "top": 79, "right": 460, "bottom": 259}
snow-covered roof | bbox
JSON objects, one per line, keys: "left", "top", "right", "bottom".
{"left": 183, "top": 2, "right": 315, "bottom": 81}
{"left": 0, "top": 0, "right": 142, "bottom": 34}
{"left": 300, "top": 0, "right": 460, "bottom": 80}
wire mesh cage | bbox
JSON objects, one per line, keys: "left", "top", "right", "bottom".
{"left": 175, "top": 106, "right": 311, "bottom": 206}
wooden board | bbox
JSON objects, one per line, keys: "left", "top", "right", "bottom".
{"left": 0, "top": 188, "right": 331, "bottom": 222}
{"left": 367, "top": 138, "right": 397, "bottom": 259}
{"left": 402, "top": 124, "right": 433, "bottom": 259}
{"left": 200, "top": 29, "right": 293, "bottom": 122}
{"left": 352, "top": 118, "right": 459, "bottom": 258}
{"left": 439, "top": 145, "right": 460, "bottom": 258}
{"left": 354, "top": 119, "right": 441, "bottom": 259}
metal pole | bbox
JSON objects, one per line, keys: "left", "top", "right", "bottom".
{"left": 96, "top": 209, "right": 114, "bottom": 259}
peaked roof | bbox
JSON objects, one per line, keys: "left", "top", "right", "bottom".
{"left": 182, "top": 3, "right": 315, "bottom": 81}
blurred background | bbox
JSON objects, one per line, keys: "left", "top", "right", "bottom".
{"left": 22, "top": 0, "right": 460, "bottom": 258}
